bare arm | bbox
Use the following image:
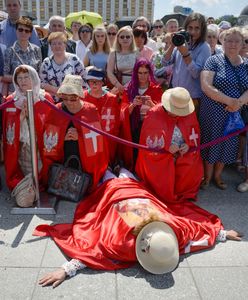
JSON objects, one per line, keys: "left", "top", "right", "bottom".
{"left": 107, "top": 51, "right": 124, "bottom": 91}
{"left": 83, "top": 52, "right": 90, "bottom": 67}
{"left": 201, "top": 70, "right": 238, "bottom": 107}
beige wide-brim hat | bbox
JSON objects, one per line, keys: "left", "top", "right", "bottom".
{"left": 57, "top": 75, "right": 84, "bottom": 97}
{"left": 162, "top": 87, "right": 195, "bottom": 116}
{"left": 136, "top": 221, "right": 179, "bottom": 274}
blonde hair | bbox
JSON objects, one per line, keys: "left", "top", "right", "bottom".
{"left": 132, "top": 213, "right": 161, "bottom": 236}
{"left": 48, "top": 31, "right": 67, "bottom": 44}
{"left": 223, "top": 27, "right": 244, "bottom": 43}
{"left": 114, "top": 26, "right": 136, "bottom": 52}
{"left": 90, "top": 26, "right": 110, "bottom": 54}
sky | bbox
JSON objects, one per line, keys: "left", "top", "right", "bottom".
{"left": 153, "top": 0, "right": 247, "bottom": 20}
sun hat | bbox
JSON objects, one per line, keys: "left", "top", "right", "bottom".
{"left": 162, "top": 87, "right": 195, "bottom": 116}
{"left": 136, "top": 221, "right": 179, "bottom": 274}
{"left": 57, "top": 75, "right": 84, "bottom": 97}
{"left": 218, "top": 21, "right": 231, "bottom": 30}
{"left": 85, "top": 67, "right": 106, "bottom": 81}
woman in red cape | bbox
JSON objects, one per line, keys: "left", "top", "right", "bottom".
{"left": 34, "top": 174, "right": 241, "bottom": 288}
{"left": 3, "top": 65, "right": 54, "bottom": 191}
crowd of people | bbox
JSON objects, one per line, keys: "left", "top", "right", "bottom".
{"left": 0, "top": 0, "right": 247, "bottom": 288}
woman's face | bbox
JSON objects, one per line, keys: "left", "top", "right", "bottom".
{"left": 16, "top": 25, "right": 32, "bottom": 42}
{"left": 224, "top": 33, "right": 243, "bottom": 56}
{"left": 206, "top": 32, "right": 218, "bottom": 50}
{"left": 137, "top": 66, "right": 149, "bottom": 85}
{"left": 16, "top": 71, "right": 32, "bottom": 92}
{"left": 88, "top": 79, "right": 103, "bottom": 93}
{"left": 94, "top": 31, "right": 106, "bottom": 46}
{"left": 79, "top": 27, "right": 92, "bottom": 44}
{"left": 153, "top": 22, "right": 164, "bottom": 35}
{"left": 134, "top": 35, "right": 145, "bottom": 49}
{"left": 118, "top": 30, "right": 132, "bottom": 49}
{"left": 61, "top": 94, "right": 80, "bottom": 112}
{"left": 107, "top": 28, "right": 117, "bottom": 44}
{"left": 240, "top": 35, "right": 248, "bottom": 58}
{"left": 186, "top": 20, "right": 201, "bottom": 43}
{"left": 50, "top": 38, "right": 66, "bottom": 56}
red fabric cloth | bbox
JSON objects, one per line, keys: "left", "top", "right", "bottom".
{"left": 2, "top": 92, "right": 54, "bottom": 190}
{"left": 33, "top": 178, "right": 223, "bottom": 271}
{"left": 135, "top": 104, "right": 203, "bottom": 203}
{"left": 40, "top": 101, "right": 108, "bottom": 191}
{"left": 120, "top": 83, "right": 163, "bottom": 170}
{"left": 83, "top": 90, "right": 120, "bottom": 165}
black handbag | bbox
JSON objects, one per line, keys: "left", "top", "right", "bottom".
{"left": 241, "top": 105, "right": 248, "bottom": 125}
{"left": 47, "top": 155, "right": 92, "bottom": 202}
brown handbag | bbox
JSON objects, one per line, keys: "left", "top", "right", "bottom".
{"left": 106, "top": 51, "right": 122, "bottom": 89}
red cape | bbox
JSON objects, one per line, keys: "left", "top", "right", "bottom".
{"left": 83, "top": 90, "right": 120, "bottom": 165}
{"left": 136, "top": 104, "right": 203, "bottom": 203}
{"left": 40, "top": 101, "right": 108, "bottom": 191}
{"left": 34, "top": 179, "right": 222, "bottom": 271}
{"left": 3, "top": 92, "right": 54, "bottom": 190}
{"left": 120, "top": 83, "right": 163, "bottom": 170}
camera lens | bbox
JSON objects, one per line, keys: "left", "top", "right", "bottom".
{"left": 172, "top": 33, "right": 185, "bottom": 47}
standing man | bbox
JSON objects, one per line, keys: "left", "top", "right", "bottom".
{"left": 0, "top": 0, "right": 40, "bottom": 47}
{"left": 40, "top": 16, "right": 76, "bottom": 61}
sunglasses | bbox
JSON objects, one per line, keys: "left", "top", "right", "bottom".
{"left": 108, "top": 32, "right": 117, "bottom": 36}
{"left": 154, "top": 25, "right": 163, "bottom": 29}
{"left": 119, "top": 35, "right": 131, "bottom": 39}
{"left": 80, "top": 29, "right": 91, "bottom": 33}
{"left": 17, "top": 28, "right": 31, "bottom": 33}
{"left": 245, "top": 39, "right": 248, "bottom": 44}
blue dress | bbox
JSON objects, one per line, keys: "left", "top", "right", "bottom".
{"left": 200, "top": 54, "right": 248, "bottom": 164}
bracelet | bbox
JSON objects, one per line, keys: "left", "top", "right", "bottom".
{"left": 182, "top": 53, "right": 190, "bottom": 58}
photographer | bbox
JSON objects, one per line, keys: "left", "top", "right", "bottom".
{"left": 163, "top": 13, "right": 211, "bottom": 113}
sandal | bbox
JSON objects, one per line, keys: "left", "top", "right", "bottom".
{"left": 200, "top": 179, "right": 210, "bottom": 190}
{"left": 237, "top": 182, "right": 248, "bottom": 193}
{"left": 214, "top": 179, "right": 227, "bottom": 190}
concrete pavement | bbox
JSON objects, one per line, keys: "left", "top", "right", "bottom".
{"left": 0, "top": 165, "right": 248, "bottom": 300}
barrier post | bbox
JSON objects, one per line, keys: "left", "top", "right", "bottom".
{"left": 11, "top": 90, "right": 56, "bottom": 215}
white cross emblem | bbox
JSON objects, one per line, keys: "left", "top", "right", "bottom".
{"left": 189, "top": 128, "right": 198, "bottom": 146}
{"left": 85, "top": 130, "right": 100, "bottom": 153}
{"left": 102, "top": 108, "right": 115, "bottom": 132}
{"left": 184, "top": 239, "right": 209, "bottom": 253}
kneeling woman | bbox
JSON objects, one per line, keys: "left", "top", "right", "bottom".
{"left": 136, "top": 87, "right": 203, "bottom": 203}
{"left": 41, "top": 74, "right": 109, "bottom": 191}
{"left": 3, "top": 65, "right": 54, "bottom": 205}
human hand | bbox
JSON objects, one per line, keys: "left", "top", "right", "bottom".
{"left": 177, "top": 44, "right": 189, "bottom": 56}
{"left": 142, "top": 96, "right": 155, "bottom": 107}
{"left": 179, "top": 143, "right": 189, "bottom": 155}
{"left": 226, "top": 230, "right": 243, "bottom": 241}
{"left": 133, "top": 96, "right": 143, "bottom": 107}
{"left": 225, "top": 99, "right": 241, "bottom": 112}
{"left": 65, "top": 128, "right": 78, "bottom": 141}
{"left": 169, "top": 144, "right": 180, "bottom": 154}
{"left": 39, "top": 268, "right": 66, "bottom": 288}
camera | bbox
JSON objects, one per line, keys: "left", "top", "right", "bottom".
{"left": 172, "top": 30, "right": 190, "bottom": 47}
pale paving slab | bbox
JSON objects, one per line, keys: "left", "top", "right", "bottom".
{"left": 33, "top": 268, "right": 116, "bottom": 300}
{"left": 191, "top": 267, "right": 248, "bottom": 300}
{"left": 0, "top": 214, "right": 53, "bottom": 267}
{"left": 0, "top": 267, "right": 39, "bottom": 300}
{"left": 116, "top": 266, "right": 201, "bottom": 300}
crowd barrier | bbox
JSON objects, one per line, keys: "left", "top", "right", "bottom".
{"left": 0, "top": 94, "right": 247, "bottom": 215}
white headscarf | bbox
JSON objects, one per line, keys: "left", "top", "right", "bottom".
{"left": 12, "top": 65, "right": 45, "bottom": 109}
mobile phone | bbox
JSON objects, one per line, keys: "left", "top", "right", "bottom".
{"left": 140, "top": 96, "right": 147, "bottom": 103}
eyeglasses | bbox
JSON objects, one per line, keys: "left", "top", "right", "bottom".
{"left": 119, "top": 35, "right": 131, "bottom": 39}
{"left": 80, "top": 29, "right": 91, "bottom": 34}
{"left": 61, "top": 97, "right": 78, "bottom": 102}
{"left": 17, "top": 28, "right": 31, "bottom": 34}
{"left": 154, "top": 25, "right": 163, "bottom": 29}
{"left": 108, "top": 32, "right": 117, "bottom": 36}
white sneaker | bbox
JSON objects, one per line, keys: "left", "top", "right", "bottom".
{"left": 237, "top": 182, "right": 248, "bottom": 193}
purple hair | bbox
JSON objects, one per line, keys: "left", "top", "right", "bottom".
{"left": 127, "top": 57, "right": 156, "bottom": 103}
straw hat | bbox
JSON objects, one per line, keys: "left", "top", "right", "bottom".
{"left": 162, "top": 87, "right": 195, "bottom": 116}
{"left": 57, "top": 75, "right": 84, "bottom": 97}
{"left": 136, "top": 221, "right": 179, "bottom": 274}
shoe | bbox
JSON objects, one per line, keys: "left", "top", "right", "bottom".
{"left": 214, "top": 179, "right": 227, "bottom": 190}
{"left": 237, "top": 182, "right": 248, "bottom": 193}
{"left": 236, "top": 159, "right": 245, "bottom": 172}
{"left": 200, "top": 179, "right": 210, "bottom": 190}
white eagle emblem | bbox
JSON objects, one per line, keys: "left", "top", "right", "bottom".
{"left": 146, "top": 135, "right": 165, "bottom": 149}
{"left": 6, "top": 123, "right": 15, "bottom": 145}
{"left": 44, "top": 131, "right": 58, "bottom": 152}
